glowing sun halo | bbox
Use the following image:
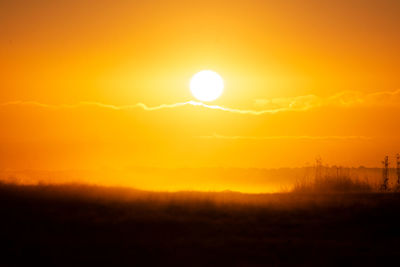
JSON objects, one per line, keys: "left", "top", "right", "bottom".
{"left": 190, "top": 70, "right": 224, "bottom": 102}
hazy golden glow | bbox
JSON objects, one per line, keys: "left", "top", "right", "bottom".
{"left": 0, "top": 0, "right": 399, "bottom": 192}
{"left": 190, "top": 70, "right": 224, "bottom": 102}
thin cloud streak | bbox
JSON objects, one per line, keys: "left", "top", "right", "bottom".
{"left": 198, "top": 134, "right": 372, "bottom": 141}
{"left": 0, "top": 100, "right": 308, "bottom": 114}
{"left": 0, "top": 101, "right": 190, "bottom": 111}
{"left": 255, "top": 89, "right": 400, "bottom": 110}
{"left": 1, "top": 89, "right": 400, "bottom": 115}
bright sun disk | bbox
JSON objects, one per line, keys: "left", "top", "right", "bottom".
{"left": 190, "top": 70, "right": 224, "bottom": 102}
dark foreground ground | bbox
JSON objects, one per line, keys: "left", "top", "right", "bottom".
{"left": 1, "top": 183, "right": 400, "bottom": 266}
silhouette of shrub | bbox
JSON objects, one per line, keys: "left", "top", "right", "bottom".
{"left": 293, "top": 174, "right": 372, "bottom": 193}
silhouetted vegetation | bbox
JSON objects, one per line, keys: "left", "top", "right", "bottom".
{"left": 1, "top": 182, "right": 400, "bottom": 266}
{"left": 292, "top": 161, "right": 373, "bottom": 193}
{"left": 293, "top": 174, "right": 372, "bottom": 193}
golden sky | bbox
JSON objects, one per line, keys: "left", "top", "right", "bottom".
{"left": 1, "top": 0, "right": 400, "bottom": 171}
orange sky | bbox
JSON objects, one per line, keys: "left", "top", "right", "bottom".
{"left": 1, "top": 0, "right": 400, "bottom": 172}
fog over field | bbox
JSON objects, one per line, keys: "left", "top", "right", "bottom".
{"left": 0, "top": 166, "right": 391, "bottom": 193}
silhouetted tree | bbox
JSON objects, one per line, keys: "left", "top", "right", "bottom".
{"left": 381, "top": 156, "right": 389, "bottom": 191}
{"left": 315, "top": 157, "right": 323, "bottom": 180}
{"left": 397, "top": 154, "right": 400, "bottom": 186}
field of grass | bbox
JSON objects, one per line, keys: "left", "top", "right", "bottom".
{"left": 1, "top": 182, "right": 400, "bottom": 266}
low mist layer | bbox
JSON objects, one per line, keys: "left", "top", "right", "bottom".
{"left": 0, "top": 166, "right": 391, "bottom": 193}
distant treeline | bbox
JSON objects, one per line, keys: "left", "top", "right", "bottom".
{"left": 0, "top": 166, "right": 392, "bottom": 193}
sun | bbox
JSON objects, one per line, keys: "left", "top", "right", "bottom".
{"left": 190, "top": 70, "right": 224, "bottom": 102}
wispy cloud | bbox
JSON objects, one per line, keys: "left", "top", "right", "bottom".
{"left": 254, "top": 89, "right": 400, "bottom": 110}
{"left": 1, "top": 89, "right": 400, "bottom": 115}
{"left": 0, "top": 100, "right": 311, "bottom": 114}
{"left": 0, "top": 101, "right": 190, "bottom": 111}
{"left": 198, "top": 134, "right": 372, "bottom": 141}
